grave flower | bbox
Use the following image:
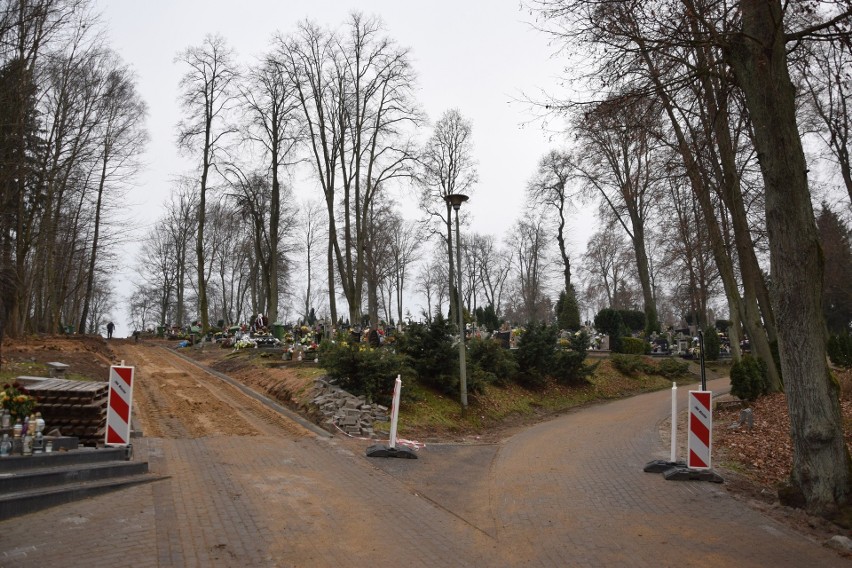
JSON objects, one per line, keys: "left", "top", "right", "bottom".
{"left": 1, "top": 383, "right": 35, "bottom": 419}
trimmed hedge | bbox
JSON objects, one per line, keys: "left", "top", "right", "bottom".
{"left": 620, "top": 337, "right": 650, "bottom": 354}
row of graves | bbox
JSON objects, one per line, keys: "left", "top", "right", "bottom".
{"left": 176, "top": 316, "right": 738, "bottom": 362}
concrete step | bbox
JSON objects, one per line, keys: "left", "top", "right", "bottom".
{"left": 0, "top": 460, "right": 149, "bottom": 493}
{"left": 0, "top": 443, "right": 161, "bottom": 520}
{"left": 0, "top": 474, "right": 163, "bottom": 520}
{"left": 0, "top": 446, "right": 129, "bottom": 473}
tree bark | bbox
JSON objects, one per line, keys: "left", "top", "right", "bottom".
{"left": 727, "top": 0, "right": 850, "bottom": 514}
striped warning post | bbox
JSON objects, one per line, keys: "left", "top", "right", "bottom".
{"left": 687, "top": 390, "right": 712, "bottom": 469}
{"left": 106, "top": 365, "right": 134, "bottom": 446}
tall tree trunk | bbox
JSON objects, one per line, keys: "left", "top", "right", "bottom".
{"left": 629, "top": 215, "right": 658, "bottom": 332}
{"left": 176, "top": 242, "right": 185, "bottom": 327}
{"left": 327, "top": 235, "right": 337, "bottom": 324}
{"left": 196, "top": 113, "right": 212, "bottom": 331}
{"left": 269, "top": 143, "right": 280, "bottom": 323}
{"left": 78, "top": 152, "right": 108, "bottom": 334}
{"left": 727, "top": 0, "right": 850, "bottom": 514}
{"left": 693, "top": 30, "right": 770, "bottom": 365}
{"left": 445, "top": 202, "right": 456, "bottom": 324}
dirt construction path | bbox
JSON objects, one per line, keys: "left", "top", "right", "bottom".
{"left": 0, "top": 342, "right": 848, "bottom": 567}
{"left": 118, "top": 343, "right": 308, "bottom": 440}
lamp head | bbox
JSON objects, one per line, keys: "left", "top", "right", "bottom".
{"left": 443, "top": 193, "right": 469, "bottom": 211}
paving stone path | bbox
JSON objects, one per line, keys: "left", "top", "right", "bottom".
{"left": 0, "top": 358, "right": 846, "bottom": 567}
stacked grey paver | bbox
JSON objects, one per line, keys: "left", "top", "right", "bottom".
{"left": 310, "top": 378, "right": 388, "bottom": 438}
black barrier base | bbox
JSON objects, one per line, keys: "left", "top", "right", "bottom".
{"left": 365, "top": 444, "right": 418, "bottom": 459}
{"left": 662, "top": 466, "right": 724, "bottom": 483}
{"left": 643, "top": 459, "right": 685, "bottom": 473}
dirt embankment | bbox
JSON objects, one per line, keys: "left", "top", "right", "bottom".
{"left": 2, "top": 335, "right": 314, "bottom": 440}
{"left": 1, "top": 334, "right": 119, "bottom": 380}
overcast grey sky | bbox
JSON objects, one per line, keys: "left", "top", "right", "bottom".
{"left": 94, "top": 0, "right": 592, "bottom": 332}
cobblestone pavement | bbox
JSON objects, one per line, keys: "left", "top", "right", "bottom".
{"left": 0, "top": 370, "right": 847, "bottom": 566}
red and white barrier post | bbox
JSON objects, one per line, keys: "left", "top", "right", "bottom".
{"left": 105, "top": 363, "right": 134, "bottom": 448}
{"left": 687, "top": 390, "right": 712, "bottom": 469}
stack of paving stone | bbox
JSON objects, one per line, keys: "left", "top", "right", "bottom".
{"left": 310, "top": 378, "right": 388, "bottom": 438}
{"left": 18, "top": 378, "right": 108, "bottom": 447}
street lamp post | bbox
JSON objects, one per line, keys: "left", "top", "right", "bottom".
{"left": 444, "top": 193, "right": 469, "bottom": 411}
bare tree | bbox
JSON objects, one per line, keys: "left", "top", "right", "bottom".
{"left": 512, "top": 212, "right": 551, "bottom": 323}
{"left": 298, "top": 198, "right": 325, "bottom": 324}
{"left": 0, "top": 0, "right": 83, "bottom": 336}
{"left": 417, "top": 108, "right": 478, "bottom": 325}
{"left": 77, "top": 58, "right": 147, "bottom": 333}
{"left": 128, "top": 284, "right": 156, "bottom": 333}
{"left": 799, "top": 36, "right": 852, "bottom": 206}
{"left": 135, "top": 225, "right": 178, "bottom": 327}
{"left": 582, "top": 224, "right": 636, "bottom": 312}
{"left": 415, "top": 248, "right": 449, "bottom": 322}
{"left": 276, "top": 13, "right": 419, "bottom": 325}
{"left": 163, "top": 180, "right": 197, "bottom": 327}
{"left": 241, "top": 54, "right": 301, "bottom": 322}
{"left": 471, "top": 233, "right": 511, "bottom": 317}
{"left": 386, "top": 211, "right": 420, "bottom": 326}
{"left": 175, "top": 34, "right": 238, "bottom": 332}
{"left": 573, "top": 94, "right": 662, "bottom": 333}
{"left": 655, "top": 177, "right": 721, "bottom": 334}
{"left": 696, "top": 0, "right": 852, "bottom": 513}
{"left": 527, "top": 149, "right": 581, "bottom": 326}
{"left": 363, "top": 201, "right": 395, "bottom": 326}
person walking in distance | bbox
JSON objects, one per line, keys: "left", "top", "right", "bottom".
{"left": 107, "top": 321, "right": 115, "bottom": 339}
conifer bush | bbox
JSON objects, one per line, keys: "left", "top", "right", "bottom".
{"left": 514, "top": 322, "right": 557, "bottom": 389}
{"left": 656, "top": 357, "right": 689, "bottom": 379}
{"left": 828, "top": 333, "right": 852, "bottom": 368}
{"left": 318, "top": 340, "right": 408, "bottom": 405}
{"left": 620, "top": 337, "right": 649, "bottom": 354}
{"left": 394, "top": 314, "right": 458, "bottom": 394}
{"left": 610, "top": 354, "right": 655, "bottom": 376}
{"left": 467, "top": 336, "right": 518, "bottom": 387}
{"left": 703, "top": 326, "right": 721, "bottom": 361}
{"left": 730, "top": 355, "right": 769, "bottom": 401}
{"left": 553, "top": 331, "right": 594, "bottom": 386}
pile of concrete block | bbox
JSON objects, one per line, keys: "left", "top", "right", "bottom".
{"left": 310, "top": 378, "right": 389, "bottom": 438}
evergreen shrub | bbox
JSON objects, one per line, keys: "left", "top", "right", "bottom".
{"left": 703, "top": 327, "right": 721, "bottom": 361}
{"left": 828, "top": 333, "right": 852, "bottom": 368}
{"left": 620, "top": 337, "right": 649, "bottom": 354}
{"left": 610, "top": 354, "right": 655, "bottom": 376}
{"left": 467, "top": 336, "right": 518, "bottom": 387}
{"left": 514, "top": 322, "right": 557, "bottom": 389}
{"left": 730, "top": 355, "right": 769, "bottom": 401}
{"left": 318, "top": 340, "right": 408, "bottom": 405}
{"left": 394, "top": 314, "right": 458, "bottom": 394}
{"left": 657, "top": 357, "right": 689, "bottom": 379}
{"left": 553, "top": 331, "right": 594, "bottom": 386}
{"left": 618, "top": 309, "right": 646, "bottom": 333}
{"left": 594, "top": 309, "right": 624, "bottom": 353}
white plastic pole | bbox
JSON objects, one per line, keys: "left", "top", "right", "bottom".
{"left": 670, "top": 382, "right": 678, "bottom": 463}
{"left": 389, "top": 375, "right": 402, "bottom": 449}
